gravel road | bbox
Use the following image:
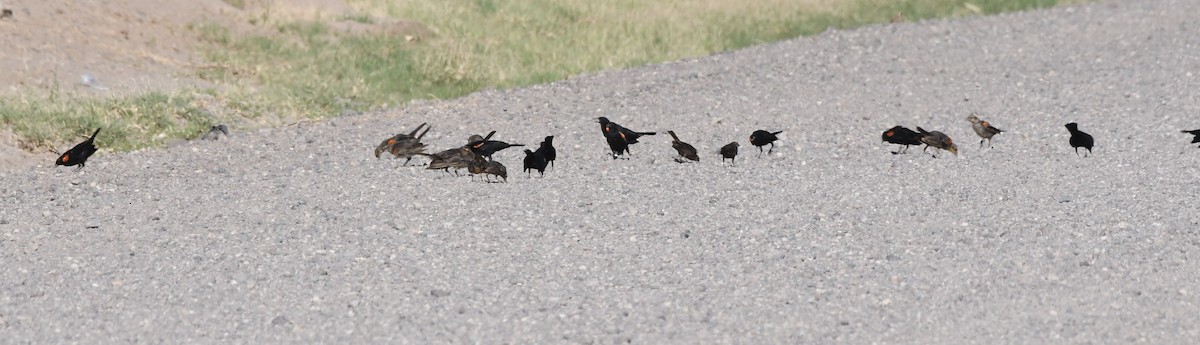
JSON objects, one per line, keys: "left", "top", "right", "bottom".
{"left": 4, "top": 0, "right": 1200, "bottom": 343}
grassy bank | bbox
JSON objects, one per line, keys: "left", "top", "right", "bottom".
{"left": 1, "top": 0, "right": 1082, "bottom": 153}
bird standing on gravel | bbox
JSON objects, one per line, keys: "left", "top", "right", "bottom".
{"left": 966, "top": 114, "right": 1004, "bottom": 149}
{"left": 667, "top": 131, "right": 699, "bottom": 162}
{"left": 916, "top": 127, "right": 958, "bottom": 158}
{"left": 468, "top": 131, "right": 524, "bottom": 160}
{"left": 749, "top": 129, "right": 782, "bottom": 155}
{"left": 424, "top": 147, "right": 475, "bottom": 175}
{"left": 389, "top": 125, "right": 432, "bottom": 165}
{"left": 523, "top": 149, "right": 548, "bottom": 177}
{"left": 598, "top": 117, "right": 656, "bottom": 159}
{"left": 485, "top": 161, "right": 508, "bottom": 183}
{"left": 718, "top": 142, "right": 739, "bottom": 166}
{"left": 1181, "top": 129, "right": 1200, "bottom": 147}
{"left": 56, "top": 128, "right": 102, "bottom": 171}
{"left": 1065, "top": 123, "right": 1094, "bottom": 157}
{"left": 375, "top": 123, "right": 426, "bottom": 158}
{"left": 881, "top": 126, "right": 924, "bottom": 154}
{"left": 536, "top": 135, "right": 556, "bottom": 168}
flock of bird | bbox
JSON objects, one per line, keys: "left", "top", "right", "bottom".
{"left": 50, "top": 114, "right": 1200, "bottom": 178}
{"left": 368, "top": 116, "right": 788, "bottom": 182}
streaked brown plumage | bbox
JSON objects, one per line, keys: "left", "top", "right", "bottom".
{"left": 916, "top": 127, "right": 958, "bottom": 158}
{"left": 966, "top": 114, "right": 1004, "bottom": 148}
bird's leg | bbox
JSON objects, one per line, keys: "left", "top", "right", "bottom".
{"left": 979, "top": 139, "right": 985, "bottom": 149}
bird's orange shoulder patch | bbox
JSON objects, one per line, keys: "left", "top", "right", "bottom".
{"left": 981, "top": 121, "right": 990, "bottom": 127}
{"left": 387, "top": 139, "right": 396, "bottom": 145}
{"left": 59, "top": 155, "right": 70, "bottom": 163}
{"left": 885, "top": 130, "right": 894, "bottom": 137}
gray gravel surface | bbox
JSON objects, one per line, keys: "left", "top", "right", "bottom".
{"left": 4, "top": 0, "right": 1200, "bottom": 343}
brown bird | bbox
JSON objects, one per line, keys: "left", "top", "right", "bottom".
{"left": 423, "top": 147, "right": 475, "bottom": 175}
{"left": 484, "top": 161, "right": 508, "bottom": 183}
{"left": 388, "top": 125, "right": 432, "bottom": 165}
{"left": 375, "top": 123, "right": 427, "bottom": 158}
{"left": 916, "top": 127, "right": 958, "bottom": 158}
{"left": 56, "top": 128, "right": 102, "bottom": 170}
{"left": 718, "top": 142, "right": 739, "bottom": 166}
{"left": 667, "top": 131, "right": 699, "bottom": 162}
{"left": 966, "top": 114, "right": 1004, "bottom": 148}
{"left": 466, "top": 152, "right": 490, "bottom": 181}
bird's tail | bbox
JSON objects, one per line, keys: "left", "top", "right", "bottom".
{"left": 510, "top": 144, "right": 526, "bottom": 147}
{"left": 416, "top": 125, "right": 431, "bottom": 140}
{"left": 88, "top": 128, "right": 102, "bottom": 141}
{"left": 772, "top": 130, "right": 783, "bottom": 135}
{"left": 667, "top": 130, "right": 680, "bottom": 142}
{"left": 407, "top": 123, "right": 427, "bottom": 137}
{"left": 1182, "top": 129, "right": 1200, "bottom": 135}
{"left": 482, "top": 130, "right": 497, "bottom": 141}
{"left": 638, "top": 132, "right": 657, "bottom": 136}
{"left": 916, "top": 127, "right": 930, "bottom": 135}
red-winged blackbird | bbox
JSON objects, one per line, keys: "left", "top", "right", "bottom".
{"left": 485, "top": 161, "right": 508, "bottom": 183}
{"left": 423, "top": 147, "right": 475, "bottom": 175}
{"left": 535, "top": 135, "right": 556, "bottom": 168}
{"left": 881, "top": 126, "right": 923, "bottom": 154}
{"left": 467, "top": 131, "right": 524, "bottom": 160}
{"left": 966, "top": 114, "right": 1004, "bottom": 148}
{"left": 1065, "top": 122, "right": 1094, "bottom": 157}
{"left": 916, "top": 127, "right": 958, "bottom": 158}
{"left": 388, "top": 125, "right": 432, "bottom": 165}
{"left": 749, "top": 130, "right": 782, "bottom": 155}
{"left": 199, "top": 124, "right": 230, "bottom": 141}
{"left": 375, "top": 123, "right": 426, "bottom": 158}
{"left": 667, "top": 130, "right": 699, "bottom": 162}
{"left": 523, "top": 149, "right": 548, "bottom": 177}
{"left": 718, "top": 141, "right": 739, "bottom": 166}
{"left": 602, "top": 128, "right": 631, "bottom": 159}
{"left": 56, "top": 128, "right": 101, "bottom": 170}
{"left": 598, "top": 117, "right": 655, "bottom": 158}
{"left": 1181, "top": 129, "right": 1200, "bottom": 147}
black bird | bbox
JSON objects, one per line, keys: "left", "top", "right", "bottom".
{"left": 56, "top": 128, "right": 102, "bottom": 170}
{"left": 602, "top": 128, "right": 631, "bottom": 159}
{"left": 468, "top": 131, "right": 524, "bottom": 160}
{"left": 375, "top": 123, "right": 426, "bottom": 158}
{"left": 1182, "top": 129, "right": 1200, "bottom": 147}
{"left": 881, "top": 126, "right": 924, "bottom": 154}
{"left": 536, "top": 135, "right": 556, "bottom": 168}
{"left": 1065, "top": 122, "right": 1094, "bottom": 157}
{"left": 719, "top": 142, "right": 739, "bottom": 166}
{"left": 667, "top": 131, "right": 699, "bottom": 162}
{"left": 598, "top": 117, "right": 656, "bottom": 158}
{"left": 523, "top": 149, "right": 548, "bottom": 177}
{"left": 749, "top": 130, "right": 782, "bottom": 155}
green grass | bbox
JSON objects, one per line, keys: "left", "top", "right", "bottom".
{"left": 0, "top": 89, "right": 213, "bottom": 152}
{"left": 2, "top": 0, "right": 1084, "bottom": 153}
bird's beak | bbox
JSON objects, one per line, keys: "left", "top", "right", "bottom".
{"left": 949, "top": 146, "right": 959, "bottom": 155}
